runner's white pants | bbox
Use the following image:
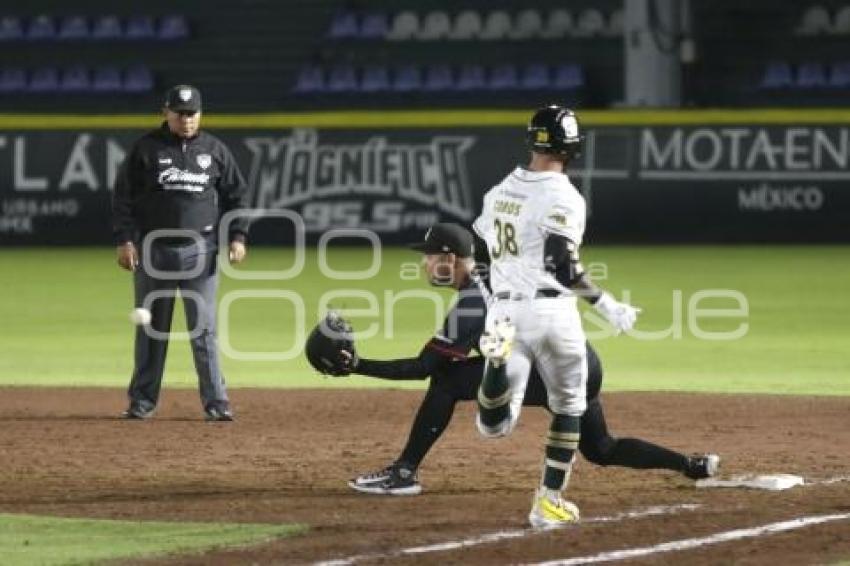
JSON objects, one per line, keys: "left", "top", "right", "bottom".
{"left": 485, "top": 295, "right": 588, "bottom": 432}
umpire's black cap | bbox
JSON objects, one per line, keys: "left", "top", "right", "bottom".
{"left": 164, "top": 84, "right": 202, "bottom": 113}
{"left": 409, "top": 223, "right": 475, "bottom": 258}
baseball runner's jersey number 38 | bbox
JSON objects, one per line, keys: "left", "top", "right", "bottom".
{"left": 473, "top": 165, "right": 586, "bottom": 297}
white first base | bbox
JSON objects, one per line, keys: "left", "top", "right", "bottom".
{"left": 696, "top": 474, "right": 805, "bottom": 491}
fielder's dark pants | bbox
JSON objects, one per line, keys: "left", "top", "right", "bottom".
{"left": 398, "top": 343, "right": 689, "bottom": 473}
{"left": 127, "top": 236, "right": 228, "bottom": 411}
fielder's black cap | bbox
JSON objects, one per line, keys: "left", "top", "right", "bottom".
{"left": 164, "top": 84, "right": 202, "bottom": 113}
{"left": 409, "top": 223, "right": 475, "bottom": 258}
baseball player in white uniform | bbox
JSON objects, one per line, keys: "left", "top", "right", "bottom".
{"left": 473, "top": 105, "right": 640, "bottom": 528}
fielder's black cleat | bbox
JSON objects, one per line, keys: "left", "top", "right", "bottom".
{"left": 204, "top": 402, "right": 234, "bottom": 422}
{"left": 348, "top": 461, "right": 422, "bottom": 495}
{"left": 685, "top": 453, "right": 721, "bottom": 479}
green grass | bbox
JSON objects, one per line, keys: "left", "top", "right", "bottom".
{"left": 0, "top": 513, "right": 304, "bottom": 566}
{"left": 0, "top": 246, "right": 848, "bottom": 395}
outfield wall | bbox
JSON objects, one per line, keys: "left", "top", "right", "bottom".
{"left": 1, "top": 110, "right": 848, "bottom": 245}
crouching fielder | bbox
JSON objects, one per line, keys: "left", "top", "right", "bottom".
{"left": 473, "top": 105, "right": 639, "bottom": 528}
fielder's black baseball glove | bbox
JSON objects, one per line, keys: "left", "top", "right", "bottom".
{"left": 305, "top": 312, "right": 358, "bottom": 376}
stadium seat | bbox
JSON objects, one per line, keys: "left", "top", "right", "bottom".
{"left": 125, "top": 16, "right": 155, "bottom": 40}
{"left": 360, "top": 65, "right": 390, "bottom": 92}
{"left": 574, "top": 9, "right": 606, "bottom": 37}
{"left": 828, "top": 61, "right": 850, "bottom": 87}
{"left": 359, "top": 13, "right": 388, "bottom": 39}
{"left": 449, "top": 10, "right": 482, "bottom": 40}
{"left": 327, "top": 65, "right": 357, "bottom": 92}
{"left": 607, "top": 9, "right": 624, "bottom": 37}
{"left": 520, "top": 63, "right": 550, "bottom": 90}
{"left": 158, "top": 15, "right": 189, "bottom": 40}
{"left": 833, "top": 5, "right": 850, "bottom": 33}
{"left": 423, "top": 64, "right": 453, "bottom": 91}
{"left": 553, "top": 63, "right": 585, "bottom": 89}
{"left": 387, "top": 11, "right": 418, "bottom": 41}
{"left": 480, "top": 11, "right": 512, "bottom": 40}
{"left": 92, "top": 67, "right": 122, "bottom": 92}
{"left": 417, "top": 11, "right": 451, "bottom": 40}
{"left": 91, "top": 15, "right": 122, "bottom": 40}
{"left": 455, "top": 64, "right": 486, "bottom": 90}
{"left": 58, "top": 16, "right": 89, "bottom": 40}
{"left": 0, "top": 16, "right": 23, "bottom": 41}
{"left": 510, "top": 9, "right": 543, "bottom": 40}
{"left": 28, "top": 67, "right": 60, "bottom": 92}
{"left": 60, "top": 66, "right": 91, "bottom": 92}
{"left": 328, "top": 11, "right": 358, "bottom": 39}
{"left": 392, "top": 65, "right": 422, "bottom": 91}
{"left": 124, "top": 65, "right": 154, "bottom": 92}
{"left": 0, "top": 68, "right": 26, "bottom": 92}
{"left": 27, "top": 15, "right": 57, "bottom": 41}
{"left": 489, "top": 64, "right": 518, "bottom": 90}
{"left": 542, "top": 9, "right": 573, "bottom": 39}
{"left": 796, "top": 61, "right": 828, "bottom": 88}
{"left": 795, "top": 5, "right": 832, "bottom": 35}
{"left": 292, "top": 65, "right": 325, "bottom": 93}
{"left": 759, "top": 61, "right": 793, "bottom": 88}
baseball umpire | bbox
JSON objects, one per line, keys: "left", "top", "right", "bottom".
{"left": 305, "top": 223, "right": 719, "bottom": 497}
{"left": 112, "top": 84, "right": 249, "bottom": 421}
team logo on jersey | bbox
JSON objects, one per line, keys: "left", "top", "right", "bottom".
{"left": 549, "top": 213, "right": 567, "bottom": 226}
{"left": 196, "top": 154, "right": 212, "bottom": 169}
{"left": 158, "top": 167, "right": 210, "bottom": 192}
{"left": 179, "top": 88, "right": 193, "bottom": 102}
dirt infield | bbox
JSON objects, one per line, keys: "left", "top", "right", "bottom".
{"left": 0, "top": 387, "right": 848, "bottom": 565}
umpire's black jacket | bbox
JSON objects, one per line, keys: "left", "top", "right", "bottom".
{"left": 112, "top": 122, "right": 249, "bottom": 245}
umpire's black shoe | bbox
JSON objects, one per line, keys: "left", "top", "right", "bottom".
{"left": 122, "top": 402, "right": 155, "bottom": 420}
{"left": 685, "top": 453, "right": 721, "bottom": 480}
{"left": 348, "top": 461, "right": 422, "bottom": 495}
{"left": 204, "top": 402, "right": 234, "bottom": 422}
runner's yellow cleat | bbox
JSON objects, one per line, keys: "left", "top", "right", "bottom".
{"left": 528, "top": 488, "right": 580, "bottom": 529}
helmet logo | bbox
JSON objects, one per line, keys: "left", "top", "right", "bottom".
{"left": 561, "top": 116, "right": 579, "bottom": 138}
{"left": 536, "top": 131, "right": 549, "bottom": 143}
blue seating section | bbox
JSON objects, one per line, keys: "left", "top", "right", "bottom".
{"left": 0, "top": 14, "right": 189, "bottom": 42}
{"left": 325, "top": 9, "right": 621, "bottom": 41}
{"left": 0, "top": 66, "right": 154, "bottom": 93}
{"left": 305, "top": 9, "right": 598, "bottom": 101}
{"left": 760, "top": 61, "right": 850, "bottom": 89}
{"left": 292, "top": 63, "right": 584, "bottom": 94}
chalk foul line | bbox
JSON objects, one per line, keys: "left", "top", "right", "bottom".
{"left": 531, "top": 511, "right": 850, "bottom": 565}
{"left": 313, "top": 503, "right": 701, "bottom": 566}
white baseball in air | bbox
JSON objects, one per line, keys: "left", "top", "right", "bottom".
{"left": 129, "top": 308, "right": 152, "bottom": 326}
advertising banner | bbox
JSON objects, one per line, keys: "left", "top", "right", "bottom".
{"left": 1, "top": 122, "right": 847, "bottom": 244}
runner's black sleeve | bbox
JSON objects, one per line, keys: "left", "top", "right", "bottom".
{"left": 544, "top": 233, "right": 602, "bottom": 304}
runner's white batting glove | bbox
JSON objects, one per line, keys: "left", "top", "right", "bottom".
{"left": 593, "top": 293, "right": 641, "bottom": 334}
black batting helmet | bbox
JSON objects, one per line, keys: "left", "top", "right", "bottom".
{"left": 526, "top": 104, "right": 583, "bottom": 160}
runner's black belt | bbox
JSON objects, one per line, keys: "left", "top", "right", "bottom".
{"left": 494, "top": 289, "right": 563, "bottom": 300}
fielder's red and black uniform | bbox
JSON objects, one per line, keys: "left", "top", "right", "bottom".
{"left": 354, "top": 275, "right": 691, "bottom": 474}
